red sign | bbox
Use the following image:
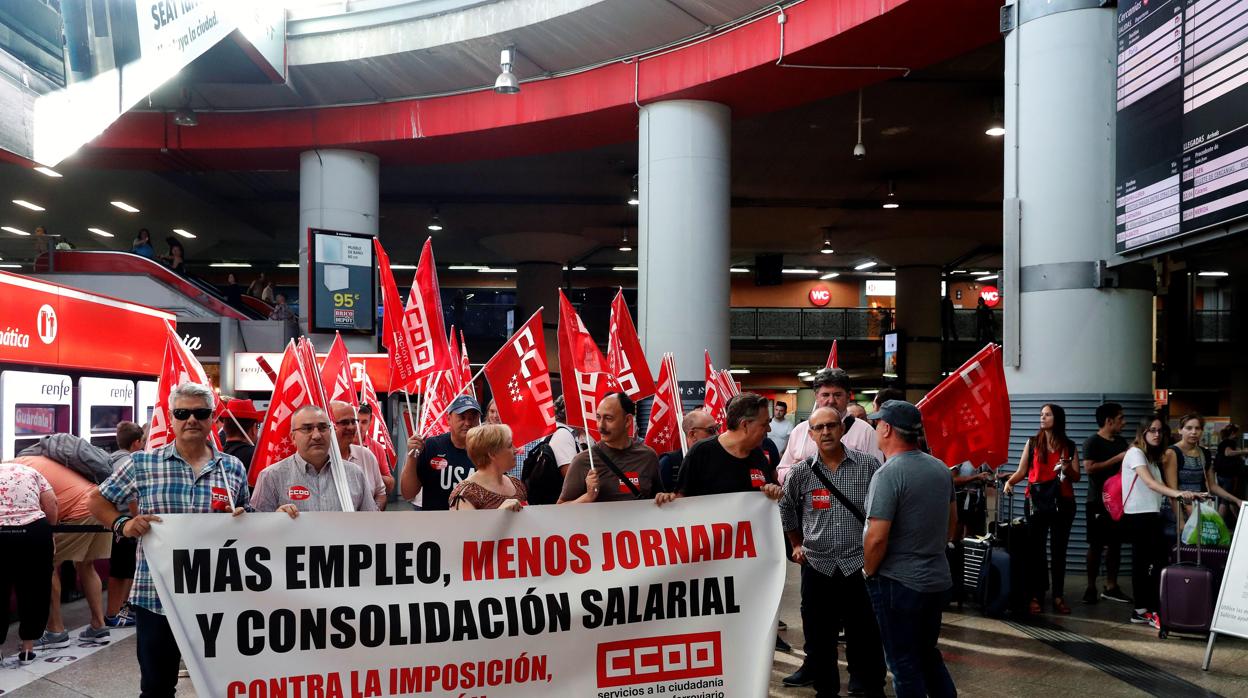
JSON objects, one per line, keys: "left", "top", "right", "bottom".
{"left": 0, "top": 272, "right": 174, "bottom": 376}
{"left": 1154, "top": 389, "right": 1169, "bottom": 406}
{"left": 596, "top": 632, "right": 722, "bottom": 688}
{"left": 808, "top": 285, "right": 832, "bottom": 307}
{"left": 14, "top": 406, "right": 56, "bottom": 434}
{"left": 811, "top": 489, "right": 831, "bottom": 510}
{"left": 210, "top": 487, "right": 231, "bottom": 512}
{"left": 618, "top": 471, "right": 640, "bottom": 494}
{"left": 980, "top": 285, "right": 1001, "bottom": 308}
{"left": 749, "top": 469, "right": 766, "bottom": 489}
{"left": 288, "top": 485, "right": 311, "bottom": 501}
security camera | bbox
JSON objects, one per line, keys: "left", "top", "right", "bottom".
{"left": 853, "top": 142, "right": 866, "bottom": 160}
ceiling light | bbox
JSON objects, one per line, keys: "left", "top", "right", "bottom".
{"left": 978, "top": 274, "right": 998, "bottom": 281}
{"left": 34, "top": 167, "right": 61, "bottom": 178}
{"left": 612, "top": 266, "right": 639, "bottom": 272}
{"left": 952, "top": 269, "right": 968, "bottom": 274}
{"left": 729, "top": 369, "right": 750, "bottom": 374}
{"left": 464, "top": 293, "right": 475, "bottom": 300}
{"left": 985, "top": 125, "right": 1006, "bottom": 137}
{"left": 619, "top": 229, "right": 633, "bottom": 252}
{"left": 479, "top": 267, "right": 518, "bottom": 273}
{"left": 278, "top": 263, "right": 300, "bottom": 268}
{"left": 730, "top": 267, "right": 749, "bottom": 273}
{"left": 573, "top": 265, "right": 586, "bottom": 271}
{"left": 797, "top": 371, "right": 812, "bottom": 377}
{"left": 2, "top": 226, "right": 30, "bottom": 236}
{"left": 821, "top": 240, "right": 834, "bottom": 255}
{"left": 449, "top": 265, "right": 486, "bottom": 271}
{"left": 782, "top": 268, "right": 819, "bottom": 275}
{"left": 861, "top": 389, "right": 879, "bottom": 395}
{"left": 111, "top": 201, "right": 140, "bottom": 213}
{"left": 882, "top": 180, "right": 899, "bottom": 209}
{"left": 494, "top": 46, "right": 520, "bottom": 94}
{"left": 173, "top": 107, "right": 198, "bottom": 127}
{"left": 628, "top": 174, "right": 640, "bottom": 206}
{"left": 0, "top": 263, "right": 21, "bottom": 268}
{"left": 390, "top": 264, "right": 417, "bottom": 270}
{"left": 210, "top": 262, "right": 252, "bottom": 268}
{"left": 854, "top": 261, "right": 877, "bottom": 271}
{"left": 173, "top": 228, "right": 196, "bottom": 239}
{"left": 974, "top": 271, "right": 995, "bottom": 276}
{"left": 785, "top": 389, "right": 798, "bottom": 394}
{"left": 427, "top": 208, "right": 443, "bottom": 232}
{"left": 87, "top": 227, "right": 113, "bottom": 238}
{"left": 853, "top": 89, "right": 866, "bottom": 159}
{"left": 1198, "top": 271, "right": 1229, "bottom": 277}
{"left": 12, "top": 199, "right": 44, "bottom": 211}
{"left": 820, "top": 272, "right": 840, "bottom": 280}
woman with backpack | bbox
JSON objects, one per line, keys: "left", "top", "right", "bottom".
{"left": 1165, "top": 414, "right": 1242, "bottom": 536}
{"left": 1120, "top": 416, "right": 1204, "bottom": 628}
{"left": 1003, "top": 403, "right": 1080, "bottom": 615}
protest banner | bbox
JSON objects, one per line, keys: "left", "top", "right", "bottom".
{"left": 143, "top": 492, "right": 783, "bottom": 698}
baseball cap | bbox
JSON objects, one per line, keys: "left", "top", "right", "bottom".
{"left": 449, "top": 395, "right": 482, "bottom": 415}
{"left": 866, "top": 399, "right": 923, "bottom": 432}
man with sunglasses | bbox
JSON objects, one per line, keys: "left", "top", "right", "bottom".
{"left": 780, "top": 406, "right": 886, "bottom": 697}
{"left": 250, "top": 405, "right": 378, "bottom": 514}
{"left": 89, "top": 382, "right": 252, "bottom": 698}
{"left": 657, "top": 410, "right": 719, "bottom": 492}
{"left": 330, "top": 401, "right": 388, "bottom": 510}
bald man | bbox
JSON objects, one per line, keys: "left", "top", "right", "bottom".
{"left": 250, "top": 405, "right": 378, "bottom": 513}
{"left": 331, "top": 401, "right": 388, "bottom": 509}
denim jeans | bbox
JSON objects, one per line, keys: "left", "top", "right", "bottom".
{"left": 865, "top": 576, "right": 957, "bottom": 698}
{"left": 135, "top": 606, "right": 182, "bottom": 697}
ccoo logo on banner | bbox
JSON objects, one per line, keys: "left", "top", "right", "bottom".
{"left": 142, "top": 493, "right": 784, "bottom": 698}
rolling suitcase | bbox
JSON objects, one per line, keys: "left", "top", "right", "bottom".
{"left": 967, "top": 488, "right": 1027, "bottom": 617}
{"left": 1158, "top": 501, "right": 1217, "bottom": 639}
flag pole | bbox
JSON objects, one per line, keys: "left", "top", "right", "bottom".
{"left": 424, "top": 364, "right": 489, "bottom": 428}
{"left": 668, "top": 354, "right": 689, "bottom": 456}
{"left": 296, "top": 340, "right": 354, "bottom": 512}
{"left": 224, "top": 410, "right": 255, "bottom": 446}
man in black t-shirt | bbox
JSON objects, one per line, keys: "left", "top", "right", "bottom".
{"left": 1081, "top": 402, "right": 1130, "bottom": 605}
{"left": 657, "top": 393, "right": 781, "bottom": 503}
{"left": 399, "top": 395, "right": 481, "bottom": 511}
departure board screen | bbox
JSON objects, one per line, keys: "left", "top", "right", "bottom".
{"left": 1116, "top": 0, "right": 1248, "bottom": 253}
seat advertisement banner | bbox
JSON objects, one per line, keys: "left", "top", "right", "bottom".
{"left": 143, "top": 492, "right": 784, "bottom": 697}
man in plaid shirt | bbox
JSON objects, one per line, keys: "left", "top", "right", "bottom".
{"left": 780, "top": 406, "right": 886, "bottom": 698}
{"left": 90, "top": 382, "right": 250, "bottom": 698}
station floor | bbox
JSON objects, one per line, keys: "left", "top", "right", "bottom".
{"left": 4, "top": 562, "right": 1244, "bottom": 697}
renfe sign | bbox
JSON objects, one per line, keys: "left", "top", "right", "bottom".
{"left": 980, "top": 286, "right": 1001, "bottom": 308}
{"left": 807, "top": 285, "right": 832, "bottom": 307}
{"left": 0, "top": 272, "right": 174, "bottom": 376}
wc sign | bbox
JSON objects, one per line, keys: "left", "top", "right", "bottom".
{"left": 808, "top": 285, "right": 832, "bottom": 307}
{"left": 980, "top": 286, "right": 1001, "bottom": 308}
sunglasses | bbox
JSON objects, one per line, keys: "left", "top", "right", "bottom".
{"left": 172, "top": 408, "right": 213, "bottom": 421}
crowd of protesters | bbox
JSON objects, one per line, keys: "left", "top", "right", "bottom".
{"left": 3, "top": 364, "right": 1245, "bottom": 698}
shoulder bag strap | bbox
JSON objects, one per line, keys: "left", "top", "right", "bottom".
{"left": 593, "top": 445, "right": 643, "bottom": 499}
{"left": 808, "top": 457, "right": 866, "bottom": 524}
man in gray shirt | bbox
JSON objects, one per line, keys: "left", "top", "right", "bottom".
{"left": 862, "top": 400, "right": 956, "bottom": 698}
{"left": 780, "top": 406, "right": 885, "bottom": 697}
{"left": 251, "top": 405, "right": 378, "bottom": 514}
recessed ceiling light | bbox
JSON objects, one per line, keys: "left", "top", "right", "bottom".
{"left": 449, "top": 265, "right": 487, "bottom": 271}
{"left": 797, "top": 371, "right": 812, "bottom": 377}
{"left": 861, "top": 389, "right": 879, "bottom": 395}
{"left": 974, "top": 271, "right": 995, "bottom": 276}
{"left": 978, "top": 274, "right": 998, "bottom": 281}
{"left": 882, "top": 202, "right": 900, "bottom": 209}
{"left": 390, "top": 264, "right": 416, "bottom": 270}
{"left": 278, "top": 263, "right": 300, "bottom": 268}
{"left": 729, "top": 368, "right": 750, "bottom": 374}
{"left": 1198, "top": 271, "right": 1229, "bottom": 277}
{"left": 730, "top": 267, "right": 749, "bottom": 273}
{"left": 209, "top": 262, "right": 252, "bottom": 268}
{"left": 985, "top": 125, "right": 1006, "bottom": 137}
{"left": 33, "top": 167, "right": 61, "bottom": 178}
{"left": 87, "top": 227, "right": 114, "bottom": 238}
{"left": 820, "top": 272, "right": 840, "bottom": 280}
{"left": 612, "top": 266, "right": 639, "bottom": 272}
{"left": 573, "top": 265, "right": 586, "bottom": 271}
{"left": 952, "top": 269, "right": 968, "bottom": 274}
{"left": 12, "top": 199, "right": 44, "bottom": 211}
{"left": 173, "top": 228, "right": 196, "bottom": 239}
{"left": 2, "top": 226, "right": 30, "bottom": 236}
{"left": 854, "top": 261, "right": 878, "bottom": 271}
{"left": 782, "top": 268, "right": 819, "bottom": 275}
{"left": 619, "top": 245, "right": 633, "bottom": 252}
{"left": 111, "top": 201, "right": 140, "bottom": 213}
{"left": 785, "top": 389, "right": 798, "bottom": 394}
{"left": 479, "top": 267, "right": 518, "bottom": 273}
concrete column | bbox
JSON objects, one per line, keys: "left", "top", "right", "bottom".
{"left": 298, "top": 149, "right": 380, "bottom": 353}
{"left": 637, "top": 100, "right": 731, "bottom": 385}
{"left": 894, "top": 265, "right": 943, "bottom": 402}
{"left": 515, "top": 261, "right": 563, "bottom": 372}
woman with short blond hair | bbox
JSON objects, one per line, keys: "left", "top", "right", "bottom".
{"left": 452, "top": 424, "right": 526, "bottom": 511}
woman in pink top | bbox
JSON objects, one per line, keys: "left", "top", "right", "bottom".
{"left": 0, "top": 460, "right": 59, "bottom": 665}
{"left": 1004, "top": 404, "right": 1081, "bottom": 615}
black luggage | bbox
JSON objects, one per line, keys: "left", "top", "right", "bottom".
{"left": 966, "top": 487, "right": 1028, "bottom": 617}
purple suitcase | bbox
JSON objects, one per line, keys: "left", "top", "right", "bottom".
{"left": 1158, "top": 502, "right": 1217, "bottom": 639}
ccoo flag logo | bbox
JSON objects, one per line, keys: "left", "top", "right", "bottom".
{"left": 596, "top": 632, "right": 723, "bottom": 688}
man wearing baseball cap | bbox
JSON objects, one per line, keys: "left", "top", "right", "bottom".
{"left": 861, "top": 400, "right": 957, "bottom": 698}
{"left": 400, "top": 395, "right": 482, "bottom": 511}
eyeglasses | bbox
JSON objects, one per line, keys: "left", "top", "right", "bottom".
{"left": 334, "top": 418, "right": 359, "bottom": 427}
{"left": 810, "top": 422, "right": 842, "bottom": 433}
{"left": 292, "top": 423, "right": 332, "bottom": 435}
{"left": 172, "top": 408, "right": 213, "bottom": 421}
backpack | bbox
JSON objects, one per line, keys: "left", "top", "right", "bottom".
{"left": 1103, "top": 457, "right": 1142, "bottom": 522}
{"left": 522, "top": 427, "right": 578, "bottom": 505}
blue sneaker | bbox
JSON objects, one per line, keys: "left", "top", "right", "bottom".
{"left": 105, "top": 609, "right": 135, "bottom": 628}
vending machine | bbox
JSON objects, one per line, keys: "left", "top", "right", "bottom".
{"left": 77, "top": 377, "right": 135, "bottom": 450}
{"left": 1, "top": 370, "right": 73, "bottom": 460}
{"left": 136, "top": 380, "right": 159, "bottom": 428}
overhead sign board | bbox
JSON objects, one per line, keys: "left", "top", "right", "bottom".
{"left": 308, "top": 229, "right": 376, "bottom": 334}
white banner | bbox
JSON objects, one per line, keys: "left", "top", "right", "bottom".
{"left": 143, "top": 492, "right": 784, "bottom": 697}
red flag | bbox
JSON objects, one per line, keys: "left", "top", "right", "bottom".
{"left": 375, "top": 239, "right": 418, "bottom": 392}
{"left": 557, "top": 290, "right": 619, "bottom": 441}
{"left": 826, "top": 340, "right": 839, "bottom": 369}
{"left": 248, "top": 341, "right": 314, "bottom": 485}
{"left": 418, "top": 372, "right": 454, "bottom": 438}
{"left": 320, "top": 332, "right": 358, "bottom": 407}
{"left": 148, "top": 321, "right": 221, "bottom": 452}
{"left": 403, "top": 238, "right": 454, "bottom": 382}
{"left": 459, "top": 331, "right": 476, "bottom": 400}
{"left": 644, "top": 353, "right": 684, "bottom": 454}
{"left": 359, "top": 371, "right": 396, "bottom": 466}
{"left": 916, "top": 344, "right": 1011, "bottom": 469}
{"left": 484, "top": 309, "right": 558, "bottom": 447}
{"left": 607, "top": 290, "right": 656, "bottom": 401}
{"left": 703, "top": 350, "right": 728, "bottom": 429}
{"left": 446, "top": 327, "right": 464, "bottom": 394}
{"left": 717, "top": 369, "right": 740, "bottom": 398}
